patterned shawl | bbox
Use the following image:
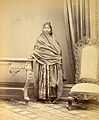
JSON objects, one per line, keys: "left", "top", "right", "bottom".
{"left": 32, "top": 33, "right": 62, "bottom": 65}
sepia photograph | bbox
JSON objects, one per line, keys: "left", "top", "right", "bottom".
{"left": 0, "top": 0, "right": 99, "bottom": 120}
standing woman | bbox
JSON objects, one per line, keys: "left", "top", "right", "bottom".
{"left": 31, "top": 22, "right": 63, "bottom": 103}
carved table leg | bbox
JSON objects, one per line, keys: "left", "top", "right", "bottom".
{"left": 24, "top": 62, "right": 32, "bottom": 102}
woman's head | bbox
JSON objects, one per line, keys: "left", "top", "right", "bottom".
{"left": 42, "top": 22, "right": 53, "bottom": 35}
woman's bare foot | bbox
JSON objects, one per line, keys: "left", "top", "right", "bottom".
{"left": 52, "top": 99, "right": 59, "bottom": 104}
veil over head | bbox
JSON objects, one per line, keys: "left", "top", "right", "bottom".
{"left": 32, "top": 22, "right": 62, "bottom": 65}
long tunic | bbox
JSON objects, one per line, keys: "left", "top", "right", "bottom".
{"left": 31, "top": 33, "right": 63, "bottom": 99}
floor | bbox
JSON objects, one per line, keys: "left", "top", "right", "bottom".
{"left": 0, "top": 99, "right": 99, "bottom": 120}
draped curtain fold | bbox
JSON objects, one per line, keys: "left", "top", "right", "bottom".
{"left": 63, "top": 0, "right": 99, "bottom": 83}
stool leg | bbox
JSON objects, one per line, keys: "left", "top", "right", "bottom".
{"left": 67, "top": 96, "right": 73, "bottom": 110}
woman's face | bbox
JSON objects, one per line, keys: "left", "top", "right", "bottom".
{"left": 43, "top": 24, "right": 51, "bottom": 34}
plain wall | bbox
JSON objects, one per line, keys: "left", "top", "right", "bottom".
{"left": 0, "top": 0, "right": 73, "bottom": 83}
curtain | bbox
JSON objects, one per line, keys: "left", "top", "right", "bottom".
{"left": 63, "top": 0, "right": 99, "bottom": 83}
